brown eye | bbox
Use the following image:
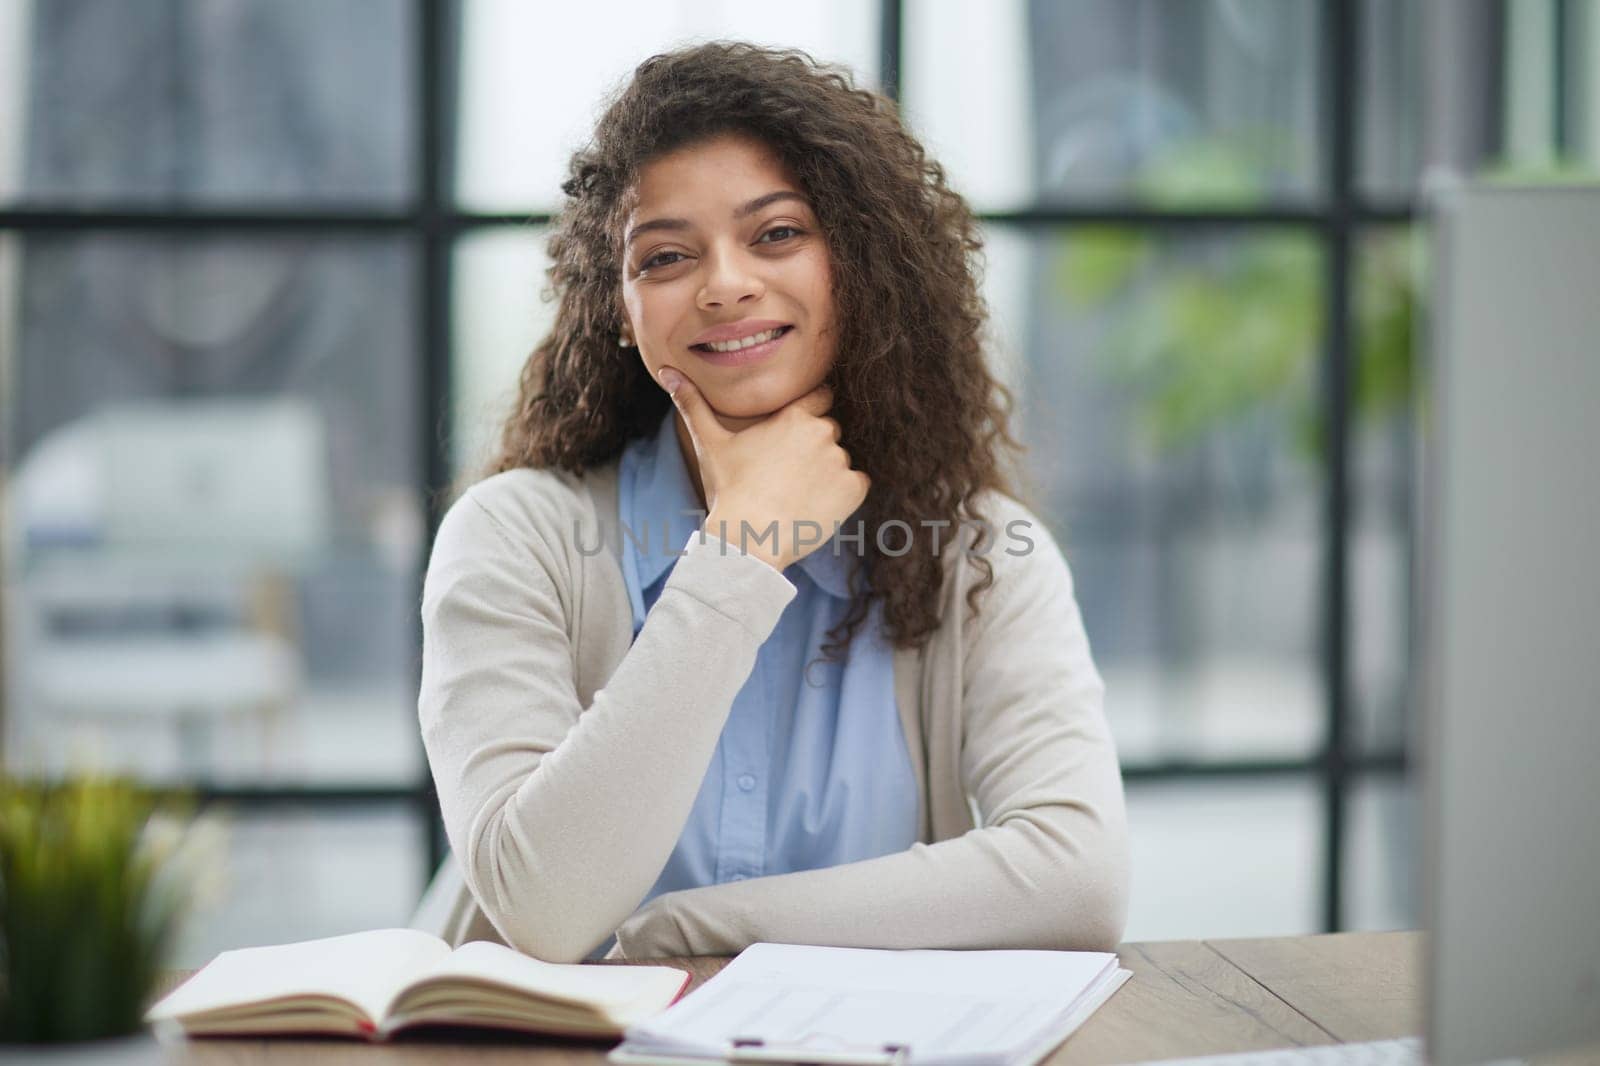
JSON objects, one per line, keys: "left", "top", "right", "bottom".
{"left": 759, "top": 226, "right": 800, "bottom": 243}
{"left": 640, "top": 250, "right": 685, "bottom": 270}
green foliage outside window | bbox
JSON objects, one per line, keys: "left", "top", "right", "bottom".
{"left": 1053, "top": 140, "right": 1424, "bottom": 461}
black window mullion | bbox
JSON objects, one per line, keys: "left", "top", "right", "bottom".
{"left": 418, "top": 0, "right": 455, "bottom": 881}
{"left": 1554, "top": 0, "right": 1573, "bottom": 155}
{"left": 881, "top": 0, "right": 902, "bottom": 102}
{"left": 0, "top": 206, "right": 1414, "bottom": 235}
{"left": 0, "top": 209, "right": 416, "bottom": 230}
{"left": 1321, "top": 0, "right": 1360, "bottom": 935}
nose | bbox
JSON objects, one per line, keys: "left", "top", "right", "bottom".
{"left": 695, "top": 243, "right": 765, "bottom": 310}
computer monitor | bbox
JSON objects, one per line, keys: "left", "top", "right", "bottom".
{"left": 1420, "top": 184, "right": 1600, "bottom": 1064}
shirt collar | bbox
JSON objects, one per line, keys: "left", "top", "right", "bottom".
{"left": 623, "top": 410, "right": 855, "bottom": 599}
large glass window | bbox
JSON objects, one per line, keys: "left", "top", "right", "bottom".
{"left": 175, "top": 807, "right": 425, "bottom": 966}
{"left": 6, "top": 0, "right": 1589, "bottom": 948}
{"left": 452, "top": 0, "right": 879, "bottom": 214}
{"left": 987, "top": 226, "right": 1326, "bottom": 764}
{"left": 903, "top": 0, "right": 1322, "bottom": 210}
{"left": 3, "top": 233, "right": 425, "bottom": 789}
{"left": 450, "top": 228, "right": 553, "bottom": 480}
{"left": 1126, "top": 779, "right": 1323, "bottom": 939}
{"left": 1349, "top": 226, "right": 1422, "bottom": 758}
{"left": 0, "top": 0, "right": 416, "bottom": 209}
{"left": 0, "top": 0, "right": 425, "bottom": 954}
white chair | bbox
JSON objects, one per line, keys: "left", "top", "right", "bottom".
{"left": 409, "top": 853, "right": 466, "bottom": 936}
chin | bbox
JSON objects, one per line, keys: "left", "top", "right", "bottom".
{"left": 703, "top": 379, "right": 807, "bottom": 420}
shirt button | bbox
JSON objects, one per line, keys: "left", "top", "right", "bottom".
{"left": 736, "top": 773, "right": 757, "bottom": 792}
{"left": 729, "top": 873, "right": 747, "bottom": 882}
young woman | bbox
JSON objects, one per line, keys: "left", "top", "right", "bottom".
{"left": 418, "top": 42, "right": 1129, "bottom": 963}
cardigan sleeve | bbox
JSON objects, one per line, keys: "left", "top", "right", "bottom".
{"left": 418, "top": 481, "right": 797, "bottom": 963}
{"left": 612, "top": 501, "right": 1130, "bottom": 957}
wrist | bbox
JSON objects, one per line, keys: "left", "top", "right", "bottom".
{"left": 703, "top": 509, "right": 790, "bottom": 572}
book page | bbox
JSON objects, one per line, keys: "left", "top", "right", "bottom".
{"left": 400, "top": 940, "right": 689, "bottom": 1015}
{"left": 147, "top": 928, "right": 451, "bottom": 1027}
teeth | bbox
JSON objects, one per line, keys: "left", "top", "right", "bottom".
{"left": 704, "top": 327, "right": 783, "bottom": 353}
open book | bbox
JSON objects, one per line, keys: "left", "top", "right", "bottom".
{"left": 145, "top": 929, "right": 690, "bottom": 1040}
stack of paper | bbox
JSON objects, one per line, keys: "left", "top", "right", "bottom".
{"left": 609, "top": 942, "right": 1132, "bottom": 1066}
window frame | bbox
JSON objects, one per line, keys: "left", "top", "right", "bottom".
{"left": 0, "top": 0, "right": 1414, "bottom": 934}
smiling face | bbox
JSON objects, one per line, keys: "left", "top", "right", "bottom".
{"left": 619, "top": 132, "right": 838, "bottom": 428}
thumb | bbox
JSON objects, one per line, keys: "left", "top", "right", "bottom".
{"left": 657, "top": 367, "right": 729, "bottom": 451}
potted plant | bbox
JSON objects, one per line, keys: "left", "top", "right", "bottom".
{"left": 0, "top": 774, "right": 214, "bottom": 1058}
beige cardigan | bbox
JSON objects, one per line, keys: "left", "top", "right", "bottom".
{"left": 417, "top": 460, "right": 1129, "bottom": 963}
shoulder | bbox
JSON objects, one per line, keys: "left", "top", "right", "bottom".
{"left": 428, "top": 464, "right": 617, "bottom": 577}
{"left": 948, "top": 489, "right": 1069, "bottom": 587}
{"left": 967, "top": 490, "right": 1050, "bottom": 546}
{"left": 454, "top": 466, "right": 594, "bottom": 541}
{"left": 928, "top": 488, "right": 1084, "bottom": 644}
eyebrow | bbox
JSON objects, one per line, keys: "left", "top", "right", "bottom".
{"left": 624, "top": 190, "right": 811, "bottom": 249}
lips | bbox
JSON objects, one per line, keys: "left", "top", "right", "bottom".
{"left": 691, "top": 324, "right": 794, "bottom": 354}
{"left": 689, "top": 318, "right": 793, "bottom": 348}
{"left": 691, "top": 325, "right": 793, "bottom": 367}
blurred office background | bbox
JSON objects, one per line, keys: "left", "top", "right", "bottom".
{"left": 0, "top": 0, "right": 1595, "bottom": 966}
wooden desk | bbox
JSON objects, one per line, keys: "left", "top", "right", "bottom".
{"left": 156, "top": 932, "right": 1425, "bottom": 1064}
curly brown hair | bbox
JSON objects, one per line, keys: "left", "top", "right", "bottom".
{"left": 488, "top": 41, "right": 1031, "bottom": 661}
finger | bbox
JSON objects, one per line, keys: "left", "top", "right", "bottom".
{"left": 657, "top": 367, "right": 731, "bottom": 450}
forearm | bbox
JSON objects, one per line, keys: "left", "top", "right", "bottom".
{"left": 615, "top": 801, "right": 1129, "bottom": 957}
{"left": 422, "top": 519, "right": 796, "bottom": 962}
{"left": 465, "top": 587, "right": 767, "bottom": 959}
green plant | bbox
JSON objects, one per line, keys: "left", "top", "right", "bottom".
{"left": 1053, "top": 137, "right": 1424, "bottom": 462}
{"left": 1057, "top": 226, "right": 1326, "bottom": 455}
{"left": 0, "top": 776, "right": 208, "bottom": 1043}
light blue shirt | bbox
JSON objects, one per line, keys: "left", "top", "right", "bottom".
{"left": 590, "top": 410, "right": 918, "bottom": 956}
